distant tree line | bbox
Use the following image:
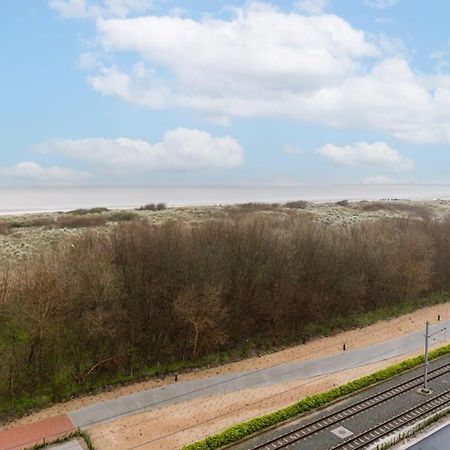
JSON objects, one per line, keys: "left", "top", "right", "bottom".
{"left": 1, "top": 215, "right": 450, "bottom": 417}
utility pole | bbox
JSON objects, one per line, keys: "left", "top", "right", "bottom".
{"left": 423, "top": 321, "right": 430, "bottom": 391}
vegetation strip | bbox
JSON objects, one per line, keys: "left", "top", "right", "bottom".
{"left": 182, "top": 344, "right": 450, "bottom": 450}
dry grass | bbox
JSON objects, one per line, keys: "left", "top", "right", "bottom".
{"left": 0, "top": 221, "right": 11, "bottom": 235}
{"left": 0, "top": 200, "right": 449, "bottom": 263}
{"left": 56, "top": 215, "right": 106, "bottom": 228}
{"left": 355, "top": 201, "right": 432, "bottom": 219}
{"left": 234, "top": 203, "right": 280, "bottom": 211}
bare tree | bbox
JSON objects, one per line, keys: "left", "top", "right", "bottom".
{"left": 175, "top": 283, "right": 228, "bottom": 357}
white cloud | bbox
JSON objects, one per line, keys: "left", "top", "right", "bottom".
{"left": 294, "top": 0, "right": 329, "bottom": 15}
{"left": 282, "top": 145, "right": 304, "bottom": 155}
{"left": 78, "top": 52, "right": 101, "bottom": 69}
{"left": 49, "top": 0, "right": 153, "bottom": 19}
{"left": 316, "top": 141, "right": 414, "bottom": 171}
{"left": 56, "top": 2, "right": 450, "bottom": 144}
{"left": 0, "top": 162, "right": 90, "bottom": 184}
{"left": 49, "top": 0, "right": 88, "bottom": 18}
{"left": 168, "top": 7, "right": 187, "bottom": 18}
{"left": 361, "top": 175, "right": 397, "bottom": 184}
{"left": 365, "top": 0, "right": 399, "bottom": 9}
{"left": 34, "top": 128, "right": 244, "bottom": 171}
{"left": 374, "top": 17, "right": 395, "bottom": 24}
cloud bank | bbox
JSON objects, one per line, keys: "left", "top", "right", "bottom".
{"left": 294, "top": 0, "right": 330, "bottom": 15}
{"left": 361, "top": 175, "right": 397, "bottom": 184}
{"left": 0, "top": 162, "right": 90, "bottom": 184}
{"left": 316, "top": 141, "right": 414, "bottom": 171}
{"left": 365, "top": 0, "right": 399, "bottom": 9}
{"left": 49, "top": 0, "right": 153, "bottom": 19}
{"left": 56, "top": 2, "right": 450, "bottom": 144}
{"left": 34, "top": 128, "right": 244, "bottom": 171}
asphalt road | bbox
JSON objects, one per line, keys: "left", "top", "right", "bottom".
{"left": 69, "top": 319, "right": 450, "bottom": 428}
{"left": 48, "top": 439, "right": 84, "bottom": 450}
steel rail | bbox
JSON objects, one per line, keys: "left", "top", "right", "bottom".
{"left": 247, "top": 362, "right": 450, "bottom": 450}
{"left": 331, "top": 389, "right": 450, "bottom": 449}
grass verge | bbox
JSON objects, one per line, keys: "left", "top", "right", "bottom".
{"left": 182, "top": 344, "right": 450, "bottom": 450}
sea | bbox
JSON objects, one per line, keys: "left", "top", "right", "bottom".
{"left": 1, "top": 184, "right": 450, "bottom": 215}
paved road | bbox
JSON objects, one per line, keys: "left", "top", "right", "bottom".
{"left": 69, "top": 319, "right": 450, "bottom": 428}
{"left": 408, "top": 422, "right": 450, "bottom": 449}
{"left": 0, "top": 414, "right": 75, "bottom": 450}
{"left": 48, "top": 439, "right": 84, "bottom": 450}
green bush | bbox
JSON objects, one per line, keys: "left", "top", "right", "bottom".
{"left": 137, "top": 203, "right": 167, "bottom": 211}
{"left": 285, "top": 200, "right": 308, "bottom": 209}
{"left": 183, "top": 344, "right": 450, "bottom": 450}
{"left": 108, "top": 211, "right": 138, "bottom": 222}
{"left": 69, "top": 207, "right": 109, "bottom": 215}
{"left": 56, "top": 215, "right": 106, "bottom": 228}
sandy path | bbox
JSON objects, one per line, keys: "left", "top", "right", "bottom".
{"left": 3, "top": 302, "right": 449, "bottom": 446}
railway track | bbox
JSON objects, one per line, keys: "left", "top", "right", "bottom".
{"left": 331, "top": 389, "right": 450, "bottom": 449}
{"left": 247, "top": 362, "right": 450, "bottom": 450}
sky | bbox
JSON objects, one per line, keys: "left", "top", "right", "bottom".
{"left": 2, "top": 0, "right": 450, "bottom": 186}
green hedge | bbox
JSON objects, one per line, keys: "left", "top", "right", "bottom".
{"left": 183, "top": 343, "right": 450, "bottom": 450}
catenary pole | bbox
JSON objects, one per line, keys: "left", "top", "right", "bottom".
{"left": 424, "top": 321, "right": 429, "bottom": 390}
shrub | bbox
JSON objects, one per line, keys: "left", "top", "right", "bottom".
{"left": 137, "top": 204, "right": 157, "bottom": 211}
{"left": 25, "top": 217, "right": 56, "bottom": 228}
{"left": 357, "top": 202, "right": 431, "bottom": 219}
{"left": 0, "top": 221, "right": 11, "bottom": 235}
{"left": 108, "top": 211, "right": 138, "bottom": 222}
{"left": 69, "top": 207, "right": 110, "bottom": 215}
{"left": 56, "top": 215, "right": 106, "bottom": 228}
{"left": 236, "top": 203, "right": 279, "bottom": 211}
{"left": 335, "top": 199, "right": 349, "bottom": 207}
{"left": 137, "top": 203, "right": 166, "bottom": 211}
{"left": 285, "top": 200, "right": 308, "bottom": 209}
{"left": 8, "top": 214, "right": 105, "bottom": 230}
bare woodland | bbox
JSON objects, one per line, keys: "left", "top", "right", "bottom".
{"left": 0, "top": 214, "right": 449, "bottom": 418}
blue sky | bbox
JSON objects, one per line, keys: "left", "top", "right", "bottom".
{"left": 2, "top": 0, "right": 450, "bottom": 185}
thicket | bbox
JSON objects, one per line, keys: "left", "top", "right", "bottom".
{"left": 68, "top": 207, "right": 110, "bottom": 215}
{"left": 285, "top": 200, "right": 308, "bottom": 209}
{"left": 1, "top": 215, "right": 450, "bottom": 419}
{"left": 136, "top": 202, "right": 167, "bottom": 211}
